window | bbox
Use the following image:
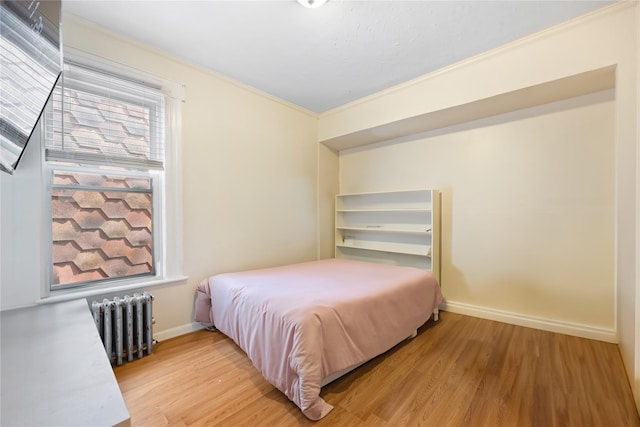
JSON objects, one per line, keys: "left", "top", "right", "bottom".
{"left": 51, "top": 171, "right": 154, "bottom": 287}
{"left": 44, "top": 57, "right": 183, "bottom": 293}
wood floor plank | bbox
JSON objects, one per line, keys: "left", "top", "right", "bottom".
{"left": 114, "top": 312, "right": 640, "bottom": 426}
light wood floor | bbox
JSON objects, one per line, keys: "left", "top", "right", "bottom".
{"left": 114, "top": 312, "right": 640, "bottom": 426}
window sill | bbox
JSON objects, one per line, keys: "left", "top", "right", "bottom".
{"left": 36, "top": 276, "right": 189, "bottom": 305}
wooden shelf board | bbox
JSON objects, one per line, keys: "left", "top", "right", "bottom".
{"left": 336, "top": 243, "right": 431, "bottom": 257}
{"left": 337, "top": 226, "right": 431, "bottom": 235}
{"left": 336, "top": 208, "right": 431, "bottom": 213}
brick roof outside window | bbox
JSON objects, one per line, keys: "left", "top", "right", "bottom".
{"left": 52, "top": 173, "right": 153, "bottom": 286}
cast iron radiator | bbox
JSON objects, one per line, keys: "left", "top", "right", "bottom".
{"left": 91, "top": 292, "right": 154, "bottom": 366}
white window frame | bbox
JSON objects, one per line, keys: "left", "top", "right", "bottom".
{"left": 39, "top": 49, "right": 186, "bottom": 302}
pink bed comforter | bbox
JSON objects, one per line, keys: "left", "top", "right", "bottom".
{"left": 195, "top": 258, "right": 442, "bottom": 420}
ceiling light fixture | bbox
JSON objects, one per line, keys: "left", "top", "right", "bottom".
{"left": 297, "top": 0, "right": 328, "bottom": 8}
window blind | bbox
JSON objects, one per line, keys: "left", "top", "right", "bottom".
{"left": 45, "top": 61, "right": 165, "bottom": 170}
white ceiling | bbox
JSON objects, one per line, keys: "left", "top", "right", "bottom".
{"left": 63, "top": 0, "right": 614, "bottom": 113}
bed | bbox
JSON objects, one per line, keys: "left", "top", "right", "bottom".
{"left": 194, "top": 258, "right": 442, "bottom": 420}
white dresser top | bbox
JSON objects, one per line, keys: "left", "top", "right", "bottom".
{"left": 1, "top": 299, "right": 130, "bottom": 426}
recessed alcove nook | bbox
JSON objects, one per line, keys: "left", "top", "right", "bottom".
{"left": 320, "top": 68, "right": 618, "bottom": 345}
{"left": 317, "top": 1, "right": 637, "bottom": 411}
{"left": 337, "top": 86, "right": 615, "bottom": 332}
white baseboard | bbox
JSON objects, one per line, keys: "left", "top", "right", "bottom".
{"left": 442, "top": 300, "right": 617, "bottom": 344}
{"left": 154, "top": 322, "right": 207, "bottom": 342}
{"left": 153, "top": 304, "right": 617, "bottom": 344}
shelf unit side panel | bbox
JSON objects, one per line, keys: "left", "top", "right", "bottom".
{"left": 431, "top": 190, "right": 441, "bottom": 283}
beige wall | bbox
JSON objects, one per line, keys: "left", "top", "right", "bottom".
{"left": 635, "top": 0, "right": 640, "bottom": 411}
{"left": 61, "top": 15, "right": 320, "bottom": 337}
{"left": 317, "top": 143, "right": 339, "bottom": 259}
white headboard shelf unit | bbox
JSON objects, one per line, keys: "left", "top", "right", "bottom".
{"left": 335, "top": 189, "right": 440, "bottom": 281}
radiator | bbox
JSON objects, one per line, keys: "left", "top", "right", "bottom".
{"left": 91, "top": 292, "right": 154, "bottom": 366}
